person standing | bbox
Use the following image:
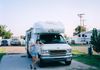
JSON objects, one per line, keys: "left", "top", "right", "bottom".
{"left": 30, "top": 39, "right": 43, "bottom": 70}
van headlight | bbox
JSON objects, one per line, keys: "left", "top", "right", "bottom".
{"left": 41, "top": 50, "right": 49, "bottom": 55}
{"left": 66, "top": 49, "right": 72, "bottom": 53}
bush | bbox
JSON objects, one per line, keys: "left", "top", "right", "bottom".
{"left": 90, "top": 28, "right": 100, "bottom": 53}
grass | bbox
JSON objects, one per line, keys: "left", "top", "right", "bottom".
{"left": 72, "top": 49, "right": 100, "bottom": 69}
{"left": 70, "top": 44, "right": 82, "bottom": 46}
{"left": 72, "top": 49, "right": 85, "bottom": 54}
{"left": 70, "top": 44, "right": 88, "bottom": 47}
{"left": 0, "top": 48, "right": 5, "bottom": 61}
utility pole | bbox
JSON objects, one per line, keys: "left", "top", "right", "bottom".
{"left": 77, "top": 14, "right": 85, "bottom": 33}
{"left": 77, "top": 14, "right": 85, "bottom": 26}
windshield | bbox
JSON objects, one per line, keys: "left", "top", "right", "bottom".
{"left": 39, "top": 34, "right": 66, "bottom": 44}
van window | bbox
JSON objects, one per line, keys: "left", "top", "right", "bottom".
{"left": 39, "top": 34, "right": 66, "bottom": 44}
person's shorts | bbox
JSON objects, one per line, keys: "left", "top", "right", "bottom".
{"left": 31, "top": 52, "right": 38, "bottom": 57}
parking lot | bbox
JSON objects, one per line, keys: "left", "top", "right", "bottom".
{"left": 0, "top": 46, "right": 97, "bottom": 70}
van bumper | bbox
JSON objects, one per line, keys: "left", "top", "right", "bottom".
{"left": 40, "top": 54, "right": 72, "bottom": 61}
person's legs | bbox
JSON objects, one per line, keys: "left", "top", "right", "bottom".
{"left": 32, "top": 56, "right": 39, "bottom": 70}
{"left": 32, "top": 57, "right": 36, "bottom": 69}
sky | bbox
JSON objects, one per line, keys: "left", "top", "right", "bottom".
{"left": 0, "top": 0, "right": 100, "bottom": 37}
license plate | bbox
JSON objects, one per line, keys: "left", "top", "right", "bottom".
{"left": 66, "top": 58, "right": 71, "bottom": 61}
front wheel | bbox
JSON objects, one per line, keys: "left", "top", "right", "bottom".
{"left": 65, "top": 61, "right": 71, "bottom": 65}
{"left": 39, "top": 59, "right": 44, "bottom": 67}
{"left": 38, "top": 57, "right": 44, "bottom": 67}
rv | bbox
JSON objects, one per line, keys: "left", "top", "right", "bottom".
{"left": 25, "top": 22, "right": 72, "bottom": 66}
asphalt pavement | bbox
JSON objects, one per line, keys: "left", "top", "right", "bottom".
{"left": 0, "top": 46, "right": 97, "bottom": 70}
{"left": 0, "top": 54, "right": 97, "bottom": 70}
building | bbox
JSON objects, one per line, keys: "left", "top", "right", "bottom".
{"left": 70, "top": 30, "right": 100, "bottom": 44}
{"left": 76, "top": 31, "right": 92, "bottom": 44}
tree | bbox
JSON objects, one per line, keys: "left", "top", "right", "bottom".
{"left": 20, "top": 35, "right": 25, "bottom": 40}
{"left": 3, "top": 30, "right": 13, "bottom": 39}
{"left": 90, "top": 28, "right": 100, "bottom": 53}
{"left": 73, "top": 25, "right": 86, "bottom": 35}
{"left": 0, "top": 25, "right": 13, "bottom": 39}
{"left": 0, "top": 25, "right": 6, "bottom": 36}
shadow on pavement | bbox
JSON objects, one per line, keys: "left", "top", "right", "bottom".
{"left": 37, "top": 61, "right": 67, "bottom": 68}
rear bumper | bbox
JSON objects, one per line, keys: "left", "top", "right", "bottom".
{"left": 1, "top": 44, "right": 8, "bottom": 46}
{"left": 11, "top": 43, "right": 21, "bottom": 46}
{"left": 40, "top": 54, "right": 72, "bottom": 61}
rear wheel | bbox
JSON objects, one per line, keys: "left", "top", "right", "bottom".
{"left": 27, "top": 49, "right": 32, "bottom": 58}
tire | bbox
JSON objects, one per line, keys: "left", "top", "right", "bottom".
{"left": 65, "top": 61, "right": 71, "bottom": 65}
{"left": 38, "top": 58, "right": 44, "bottom": 67}
{"left": 27, "top": 49, "right": 32, "bottom": 58}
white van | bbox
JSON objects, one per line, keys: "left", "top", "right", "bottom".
{"left": 26, "top": 22, "right": 72, "bottom": 66}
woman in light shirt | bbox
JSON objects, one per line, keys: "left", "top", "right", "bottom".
{"left": 30, "top": 39, "right": 43, "bottom": 70}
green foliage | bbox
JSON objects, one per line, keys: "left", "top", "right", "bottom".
{"left": 73, "top": 25, "right": 86, "bottom": 35}
{"left": 0, "top": 25, "right": 6, "bottom": 36}
{"left": 73, "top": 54, "right": 100, "bottom": 69}
{"left": 91, "top": 28, "right": 100, "bottom": 53}
{"left": 0, "top": 48, "right": 5, "bottom": 61}
{"left": 0, "top": 25, "right": 13, "bottom": 39}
